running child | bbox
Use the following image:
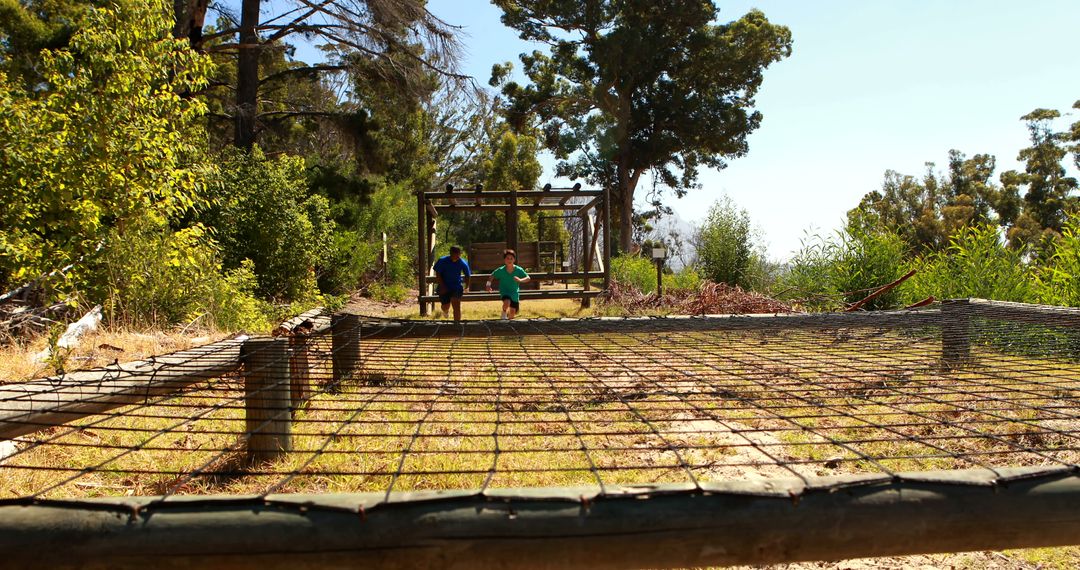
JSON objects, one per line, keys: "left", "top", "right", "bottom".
{"left": 486, "top": 249, "right": 530, "bottom": 320}
{"left": 432, "top": 245, "right": 470, "bottom": 322}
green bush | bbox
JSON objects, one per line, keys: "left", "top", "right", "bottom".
{"left": 92, "top": 223, "right": 270, "bottom": 330}
{"left": 203, "top": 147, "right": 333, "bottom": 302}
{"left": 906, "top": 224, "right": 1036, "bottom": 303}
{"left": 668, "top": 266, "right": 703, "bottom": 292}
{"left": 612, "top": 255, "right": 658, "bottom": 293}
{"left": 1040, "top": 215, "right": 1080, "bottom": 306}
{"left": 781, "top": 226, "right": 910, "bottom": 311}
{"left": 694, "top": 197, "right": 755, "bottom": 287}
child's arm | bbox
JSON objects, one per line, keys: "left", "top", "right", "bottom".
{"left": 485, "top": 271, "right": 496, "bottom": 292}
{"left": 513, "top": 267, "right": 530, "bottom": 283}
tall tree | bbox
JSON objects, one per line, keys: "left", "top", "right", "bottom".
{"left": 1001, "top": 108, "right": 1078, "bottom": 248}
{"left": 492, "top": 0, "right": 792, "bottom": 251}
{"left": 191, "top": 0, "right": 461, "bottom": 149}
{"left": 848, "top": 150, "right": 1010, "bottom": 253}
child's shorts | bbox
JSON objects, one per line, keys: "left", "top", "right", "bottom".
{"left": 501, "top": 295, "right": 520, "bottom": 310}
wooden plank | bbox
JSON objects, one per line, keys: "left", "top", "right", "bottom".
{"left": 0, "top": 338, "right": 246, "bottom": 440}
{"left": 417, "top": 191, "right": 427, "bottom": 316}
{"left": 420, "top": 290, "right": 603, "bottom": 303}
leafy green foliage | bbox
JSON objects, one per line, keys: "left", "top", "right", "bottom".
{"left": 781, "top": 226, "right": 909, "bottom": 311}
{"left": 907, "top": 225, "right": 1035, "bottom": 303}
{"left": 0, "top": 0, "right": 212, "bottom": 294}
{"left": 611, "top": 255, "right": 658, "bottom": 293}
{"left": 694, "top": 197, "right": 755, "bottom": 287}
{"left": 202, "top": 147, "right": 334, "bottom": 302}
{"left": 92, "top": 223, "right": 270, "bottom": 330}
{"left": 494, "top": 0, "right": 792, "bottom": 250}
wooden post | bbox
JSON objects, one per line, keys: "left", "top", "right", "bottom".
{"left": 508, "top": 187, "right": 519, "bottom": 253}
{"left": 417, "top": 191, "right": 427, "bottom": 317}
{"left": 288, "top": 332, "right": 311, "bottom": 415}
{"left": 332, "top": 313, "right": 361, "bottom": 385}
{"left": 427, "top": 213, "right": 438, "bottom": 315}
{"left": 581, "top": 212, "right": 592, "bottom": 308}
{"left": 656, "top": 258, "right": 663, "bottom": 297}
{"left": 241, "top": 337, "right": 291, "bottom": 463}
{"left": 602, "top": 185, "right": 612, "bottom": 292}
{"left": 942, "top": 298, "right": 971, "bottom": 368}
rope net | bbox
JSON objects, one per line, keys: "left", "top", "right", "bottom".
{"left": 1, "top": 301, "right": 1078, "bottom": 503}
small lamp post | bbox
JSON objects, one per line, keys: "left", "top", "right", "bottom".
{"left": 651, "top": 246, "right": 667, "bottom": 296}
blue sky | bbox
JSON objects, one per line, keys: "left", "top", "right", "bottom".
{"left": 244, "top": 1, "right": 1080, "bottom": 260}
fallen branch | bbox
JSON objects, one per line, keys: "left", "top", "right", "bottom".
{"left": 904, "top": 296, "right": 936, "bottom": 309}
{"left": 845, "top": 269, "right": 917, "bottom": 312}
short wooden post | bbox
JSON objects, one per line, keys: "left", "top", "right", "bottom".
{"left": 241, "top": 337, "right": 291, "bottom": 463}
{"left": 332, "top": 313, "right": 361, "bottom": 385}
{"left": 581, "top": 212, "right": 592, "bottom": 309}
{"left": 288, "top": 332, "right": 311, "bottom": 414}
{"left": 942, "top": 298, "right": 971, "bottom": 368}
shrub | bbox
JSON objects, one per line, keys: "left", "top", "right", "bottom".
{"left": 1040, "top": 215, "right": 1080, "bottom": 306}
{"left": 907, "top": 224, "right": 1036, "bottom": 303}
{"left": 92, "top": 223, "right": 270, "bottom": 330}
{"left": 694, "top": 197, "right": 755, "bottom": 287}
{"left": 668, "top": 267, "right": 703, "bottom": 292}
{"left": 780, "top": 226, "right": 910, "bottom": 311}
{"left": 203, "top": 147, "right": 333, "bottom": 302}
{"left": 612, "top": 255, "right": 658, "bottom": 293}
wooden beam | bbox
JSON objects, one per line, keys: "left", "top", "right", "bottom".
{"left": 0, "top": 338, "right": 246, "bottom": 440}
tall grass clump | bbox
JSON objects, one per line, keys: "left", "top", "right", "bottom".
{"left": 906, "top": 224, "right": 1036, "bottom": 303}
{"left": 780, "top": 226, "right": 909, "bottom": 311}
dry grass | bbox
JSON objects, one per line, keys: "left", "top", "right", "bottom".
{"left": 0, "top": 328, "right": 230, "bottom": 384}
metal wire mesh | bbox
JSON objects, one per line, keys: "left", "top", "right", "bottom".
{"left": 1, "top": 301, "right": 1078, "bottom": 504}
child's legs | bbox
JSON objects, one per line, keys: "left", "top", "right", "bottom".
{"left": 501, "top": 298, "right": 511, "bottom": 314}
{"left": 451, "top": 298, "right": 462, "bottom": 321}
{"left": 508, "top": 299, "right": 520, "bottom": 319}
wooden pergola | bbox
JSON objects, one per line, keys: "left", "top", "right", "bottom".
{"left": 416, "top": 184, "right": 611, "bottom": 316}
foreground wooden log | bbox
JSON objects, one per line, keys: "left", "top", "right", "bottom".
{"left": 0, "top": 337, "right": 247, "bottom": 440}
{"left": 0, "top": 467, "right": 1077, "bottom": 569}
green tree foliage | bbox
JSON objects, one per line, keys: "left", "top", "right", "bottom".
{"left": 493, "top": 0, "right": 792, "bottom": 252}
{"left": 907, "top": 225, "right": 1037, "bottom": 304}
{"left": 0, "top": 0, "right": 92, "bottom": 87}
{"left": 693, "top": 197, "right": 755, "bottom": 287}
{"left": 848, "top": 151, "right": 1007, "bottom": 253}
{"left": 0, "top": 0, "right": 213, "bottom": 295}
{"left": 202, "top": 147, "right": 334, "bottom": 302}
{"left": 780, "top": 226, "right": 909, "bottom": 311}
{"left": 1000, "top": 108, "right": 1079, "bottom": 249}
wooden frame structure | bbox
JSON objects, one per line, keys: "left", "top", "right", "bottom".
{"left": 416, "top": 184, "right": 611, "bottom": 316}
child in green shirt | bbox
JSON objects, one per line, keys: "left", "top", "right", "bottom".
{"left": 486, "top": 249, "right": 530, "bottom": 320}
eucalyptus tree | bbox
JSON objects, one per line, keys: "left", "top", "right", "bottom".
{"left": 492, "top": 0, "right": 792, "bottom": 252}
{"left": 177, "top": 0, "right": 462, "bottom": 148}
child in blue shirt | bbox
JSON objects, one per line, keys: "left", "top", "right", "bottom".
{"left": 432, "top": 245, "right": 471, "bottom": 321}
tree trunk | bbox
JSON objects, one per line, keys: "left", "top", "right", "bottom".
{"left": 616, "top": 158, "right": 642, "bottom": 253}
{"left": 172, "top": 0, "right": 210, "bottom": 47}
{"left": 235, "top": 0, "right": 261, "bottom": 149}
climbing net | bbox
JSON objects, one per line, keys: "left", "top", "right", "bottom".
{"left": 1, "top": 302, "right": 1078, "bottom": 502}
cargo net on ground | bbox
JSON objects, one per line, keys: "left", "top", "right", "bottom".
{"left": 1, "top": 300, "right": 1078, "bottom": 503}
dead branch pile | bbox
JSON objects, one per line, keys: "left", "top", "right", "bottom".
{"left": 599, "top": 280, "right": 795, "bottom": 315}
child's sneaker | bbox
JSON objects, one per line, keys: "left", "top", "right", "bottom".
{"left": 501, "top": 312, "right": 508, "bottom": 320}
